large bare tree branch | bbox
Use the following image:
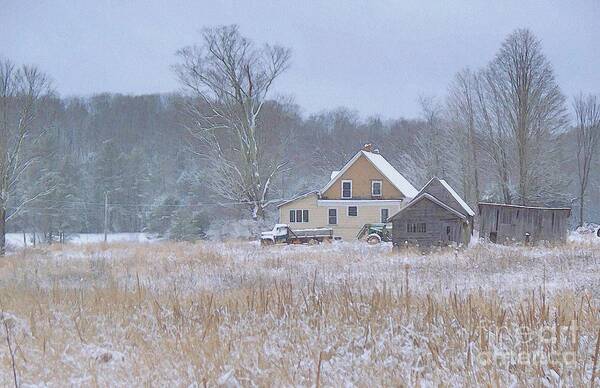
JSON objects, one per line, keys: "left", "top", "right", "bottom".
{"left": 470, "top": 29, "right": 568, "bottom": 205}
{"left": 573, "top": 93, "right": 600, "bottom": 226}
{"left": 173, "top": 25, "right": 291, "bottom": 219}
{"left": 0, "top": 58, "right": 52, "bottom": 254}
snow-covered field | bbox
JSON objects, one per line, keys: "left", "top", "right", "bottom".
{"left": 0, "top": 238, "right": 598, "bottom": 386}
{"left": 4, "top": 232, "right": 154, "bottom": 250}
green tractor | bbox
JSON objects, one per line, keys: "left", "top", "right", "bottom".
{"left": 357, "top": 223, "right": 392, "bottom": 244}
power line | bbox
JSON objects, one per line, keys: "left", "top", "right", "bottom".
{"left": 6, "top": 198, "right": 284, "bottom": 210}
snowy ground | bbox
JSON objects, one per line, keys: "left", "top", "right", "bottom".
{"left": 4, "top": 232, "right": 154, "bottom": 250}
{"left": 0, "top": 238, "right": 598, "bottom": 386}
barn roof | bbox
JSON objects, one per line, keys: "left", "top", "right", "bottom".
{"left": 478, "top": 202, "right": 571, "bottom": 213}
{"left": 320, "top": 150, "right": 418, "bottom": 198}
{"left": 389, "top": 193, "right": 467, "bottom": 221}
{"left": 418, "top": 177, "right": 475, "bottom": 217}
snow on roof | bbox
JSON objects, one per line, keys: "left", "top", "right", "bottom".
{"left": 276, "top": 190, "right": 319, "bottom": 208}
{"left": 416, "top": 177, "right": 475, "bottom": 217}
{"left": 330, "top": 171, "right": 340, "bottom": 180}
{"left": 362, "top": 151, "right": 419, "bottom": 198}
{"left": 438, "top": 179, "right": 475, "bottom": 216}
{"left": 321, "top": 150, "right": 418, "bottom": 198}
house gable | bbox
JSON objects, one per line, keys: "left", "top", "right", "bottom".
{"left": 320, "top": 151, "right": 416, "bottom": 200}
{"left": 321, "top": 153, "right": 402, "bottom": 200}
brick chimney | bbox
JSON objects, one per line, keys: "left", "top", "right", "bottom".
{"left": 362, "top": 143, "right": 373, "bottom": 152}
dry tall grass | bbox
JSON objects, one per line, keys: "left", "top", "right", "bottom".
{"left": 0, "top": 241, "right": 598, "bottom": 386}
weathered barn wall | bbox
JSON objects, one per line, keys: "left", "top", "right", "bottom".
{"left": 478, "top": 203, "right": 570, "bottom": 244}
{"left": 421, "top": 179, "right": 474, "bottom": 236}
{"left": 391, "top": 197, "right": 467, "bottom": 247}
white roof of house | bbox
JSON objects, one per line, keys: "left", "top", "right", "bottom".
{"left": 362, "top": 151, "right": 419, "bottom": 198}
{"left": 321, "top": 150, "right": 418, "bottom": 198}
{"left": 330, "top": 171, "right": 340, "bottom": 180}
{"left": 438, "top": 179, "right": 475, "bottom": 216}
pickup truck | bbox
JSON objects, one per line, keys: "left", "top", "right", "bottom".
{"left": 260, "top": 224, "right": 334, "bottom": 245}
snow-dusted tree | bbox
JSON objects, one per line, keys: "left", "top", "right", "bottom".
{"left": 483, "top": 29, "right": 568, "bottom": 205}
{"left": 0, "top": 59, "right": 52, "bottom": 255}
{"left": 174, "top": 25, "right": 291, "bottom": 220}
{"left": 472, "top": 67, "right": 514, "bottom": 203}
{"left": 573, "top": 93, "right": 600, "bottom": 226}
{"left": 446, "top": 69, "right": 480, "bottom": 206}
{"left": 419, "top": 97, "right": 448, "bottom": 178}
{"left": 400, "top": 96, "right": 458, "bottom": 187}
{"left": 309, "top": 108, "right": 363, "bottom": 177}
{"left": 168, "top": 209, "right": 209, "bottom": 241}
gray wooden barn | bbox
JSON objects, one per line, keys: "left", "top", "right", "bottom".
{"left": 390, "top": 178, "right": 475, "bottom": 248}
{"left": 478, "top": 203, "right": 571, "bottom": 244}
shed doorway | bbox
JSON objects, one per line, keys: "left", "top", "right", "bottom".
{"left": 441, "top": 221, "right": 458, "bottom": 244}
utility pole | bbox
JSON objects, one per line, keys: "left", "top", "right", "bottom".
{"left": 104, "top": 191, "right": 109, "bottom": 243}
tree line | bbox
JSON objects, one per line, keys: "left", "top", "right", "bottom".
{"left": 1, "top": 26, "right": 599, "bottom": 253}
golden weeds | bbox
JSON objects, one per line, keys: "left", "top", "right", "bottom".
{"left": 0, "top": 241, "right": 597, "bottom": 386}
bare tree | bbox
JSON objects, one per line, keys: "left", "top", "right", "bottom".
{"left": 484, "top": 29, "right": 568, "bottom": 205}
{"left": 174, "top": 25, "right": 291, "bottom": 219}
{"left": 420, "top": 97, "right": 446, "bottom": 178}
{"left": 407, "top": 97, "right": 454, "bottom": 183}
{"left": 472, "top": 67, "right": 514, "bottom": 203}
{"left": 393, "top": 96, "right": 465, "bottom": 191}
{"left": 573, "top": 93, "right": 600, "bottom": 226}
{"left": 446, "top": 69, "right": 481, "bottom": 206}
{"left": 0, "top": 59, "right": 52, "bottom": 255}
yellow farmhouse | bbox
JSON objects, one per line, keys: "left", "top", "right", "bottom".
{"left": 277, "top": 145, "right": 418, "bottom": 240}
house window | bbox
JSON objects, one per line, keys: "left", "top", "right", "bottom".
{"left": 381, "top": 208, "right": 389, "bottom": 223}
{"left": 341, "top": 180, "right": 352, "bottom": 198}
{"left": 348, "top": 206, "right": 358, "bottom": 217}
{"left": 407, "top": 223, "right": 426, "bottom": 233}
{"left": 289, "top": 209, "right": 309, "bottom": 223}
{"left": 372, "top": 181, "right": 382, "bottom": 196}
{"left": 328, "top": 209, "right": 337, "bottom": 225}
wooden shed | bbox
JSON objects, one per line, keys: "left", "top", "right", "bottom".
{"left": 390, "top": 178, "right": 475, "bottom": 248}
{"left": 478, "top": 203, "right": 571, "bottom": 244}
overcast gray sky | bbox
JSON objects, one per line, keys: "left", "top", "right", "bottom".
{"left": 2, "top": 0, "right": 599, "bottom": 118}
